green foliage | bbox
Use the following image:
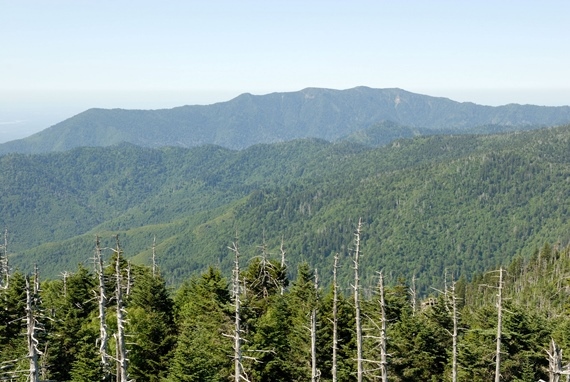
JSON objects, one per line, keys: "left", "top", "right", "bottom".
{"left": 4, "top": 87, "right": 569, "bottom": 156}
{"left": 128, "top": 268, "right": 176, "bottom": 382}
{"left": 168, "top": 267, "right": 232, "bottom": 382}
{"left": 5, "top": 120, "right": 570, "bottom": 380}
{"left": 0, "top": 272, "right": 27, "bottom": 378}
{"left": 41, "top": 266, "right": 97, "bottom": 381}
{"left": 317, "top": 288, "right": 356, "bottom": 381}
{"left": 388, "top": 312, "right": 449, "bottom": 381}
{"left": 2, "top": 239, "right": 570, "bottom": 381}
{"left": 246, "top": 295, "right": 297, "bottom": 382}
{"left": 69, "top": 326, "right": 104, "bottom": 382}
{"left": 3, "top": 125, "right": 570, "bottom": 294}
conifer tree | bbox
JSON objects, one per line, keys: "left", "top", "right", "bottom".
{"left": 317, "top": 284, "right": 356, "bottom": 382}
{"left": 282, "top": 262, "right": 318, "bottom": 381}
{"left": 167, "top": 267, "right": 232, "bottom": 382}
{"left": 41, "top": 265, "right": 97, "bottom": 381}
{"left": 128, "top": 266, "right": 175, "bottom": 382}
{"left": 0, "top": 272, "right": 27, "bottom": 380}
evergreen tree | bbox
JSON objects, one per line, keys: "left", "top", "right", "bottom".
{"left": 317, "top": 286, "right": 356, "bottom": 382}
{"left": 388, "top": 310, "right": 449, "bottom": 381}
{"left": 69, "top": 324, "right": 104, "bottom": 382}
{"left": 41, "top": 265, "right": 97, "bottom": 381}
{"left": 0, "top": 272, "right": 28, "bottom": 380}
{"left": 128, "top": 266, "right": 176, "bottom": 382}
{"left": 167, "top": 267, "right": 232, "bottom": 382}
{"left": 247, "top": 294, "right": 296, "bottom": 382}
{"left": 284, "top": 263, "right": 319, "bottom": 381}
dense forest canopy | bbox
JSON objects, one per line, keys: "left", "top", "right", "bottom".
{"left": 2, "top": 125, "right": 570, "bottom": 293}
{"left": 2, "top": 234, "right": 570, "bottom": 381}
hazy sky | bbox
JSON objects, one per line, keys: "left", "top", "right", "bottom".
{"left": 1, "top": 0, "right": 569, "bottom": 142}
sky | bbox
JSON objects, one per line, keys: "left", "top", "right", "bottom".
{"left": 1, "top": 0, "right": 570, "bottom": 143}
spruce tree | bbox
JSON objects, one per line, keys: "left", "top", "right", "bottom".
{"left": 128, "top": 266, "right": 176, "bottom": 382}
{"left": 41, "top": 265, "right": 97, "bottom": 381}
{"left": 167, "top": 267, "right": 232, "bottom": 382}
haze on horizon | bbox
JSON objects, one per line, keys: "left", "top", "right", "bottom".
{"left": 1, "top": 0, "right": 569, "bottom": 143}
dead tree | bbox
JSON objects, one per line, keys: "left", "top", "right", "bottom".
{"left": 60, "top": 271, "right": 70, "bottom": 298}
{"left": 548, "top": 339, "right": 564, "bottom": 382}
{"left": 95, "top": 237, "right": 110, "bottom": 381}
{"left": 0, "top": 227, "right": 9, "bottom": 288}
{"left": 495, "top": 267, "right": 504, "bottom": 382}
{"left": 25, "top": 275, "right": 40, "bottom": 382}
{"left": 311, "top": 268, "right": 320, "bottom": 382}
{"left": 113, "top": 238, "right": 129, "bottom": 382}
{"left": 360, "top": 272, "right": 389, "bottom": 380}
{"left": 125, "top": 261, "right": 132, "bottom": 297}
{"left": 33, "top": 264, "right": 40, "bottom": 296}
{"left": 378, "top": 272, "right": 388, "bottom": 382}
{"left": 332, "top": 253, "right": 339, "bottom": 382}
{"left": 409, "top": 274, "right": 417, "bottom": 315}
{"left": 353, "top": 218, "right": 364, "bottom": 382}
{"left": 229, "top": 240, "right": 244, "bottom": 382}
{"left": 152, "top": 235, "right": 158, "bottom": 278}
{"left": 449, "top": 279, "right": 459, "bottom": 382}
{"left": 280, "top": 237, "right": 287, "bottom": 296}
{"left": 250, "top": 239, "right": 282, "bottom": 300}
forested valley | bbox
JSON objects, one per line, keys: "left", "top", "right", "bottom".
{"left": 2, "top": 124, "right": 570, "bottom": 380}
{"left": 3, "top": 124, "right": 570, "bottom": 293}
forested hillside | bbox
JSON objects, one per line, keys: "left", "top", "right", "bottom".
{"left": 2, "top": 86, "right": 570, "bottom": 155}
{"left": 2, "top": 125, "right": 570, "bottom": 293}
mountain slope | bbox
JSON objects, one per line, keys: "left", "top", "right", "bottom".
{"left": 3, "top": 125, "right": 570, "bottom": 292}
{"left": 2, "top": 87, "right": 570, "bottom": 154}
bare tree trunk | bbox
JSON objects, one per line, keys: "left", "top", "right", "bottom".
{"left": 378, "top": 272, "right": 388, "bottom": 382}
{"left": 311, "top": 269, "right": 320, "bottom": 382}
{"left": 152, "top": 235, "right": 158, "bottom": 278}
{"left": 409, "top": 274, "right": 417, "bottom": 315}
{"left": 495, "top": 267, "right": 504, "bottom": 382}
{"left": 332, "top": 253, "right": 339, "bottom": 382}
{"left": 548, "top": 339, "right": 562, "bottom": 382}
{"left": 25, "top": 276, "right": 39, "bottom": 382}
{"left": 1, "top": 227, "right": 9, "bottom": 288}
{"left": 114, "top": 239, "right": 129, "bottom": 382}
{"left": 449, "top": 279, "right": 458, "bottom": 382}
{"left": 61, "top": 271, "right": 70, "bottom": 298}
{"left": 280, "top": 237, "right": 286, "bottom": 296}
{"left": 229, "top": 240, "right": 243, "bottom": 382}
{"left": 125, "top": 261, "right": 132, "bottom": 297}
{"left": 33, "top": 264, "right": 40, "bottom": 296}
{"left": 353, "top": 218, "right": 363, "bottom": 382}
{"left": 95, "top": 237, "right": 110, "bottom": 381}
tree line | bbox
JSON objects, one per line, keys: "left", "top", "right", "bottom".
{"left": 2, "top": 226, "right": 570, "bottom": 381}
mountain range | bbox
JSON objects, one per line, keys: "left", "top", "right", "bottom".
{"left": 2, "top": 86, "right": 570, "bottom": 154}
{"left": 3, "top": 87, "right": 570, "bottom": 291}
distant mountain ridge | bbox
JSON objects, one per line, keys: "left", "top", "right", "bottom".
{"left": 2, "top": 86, "right": 570, "bottom": 154}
